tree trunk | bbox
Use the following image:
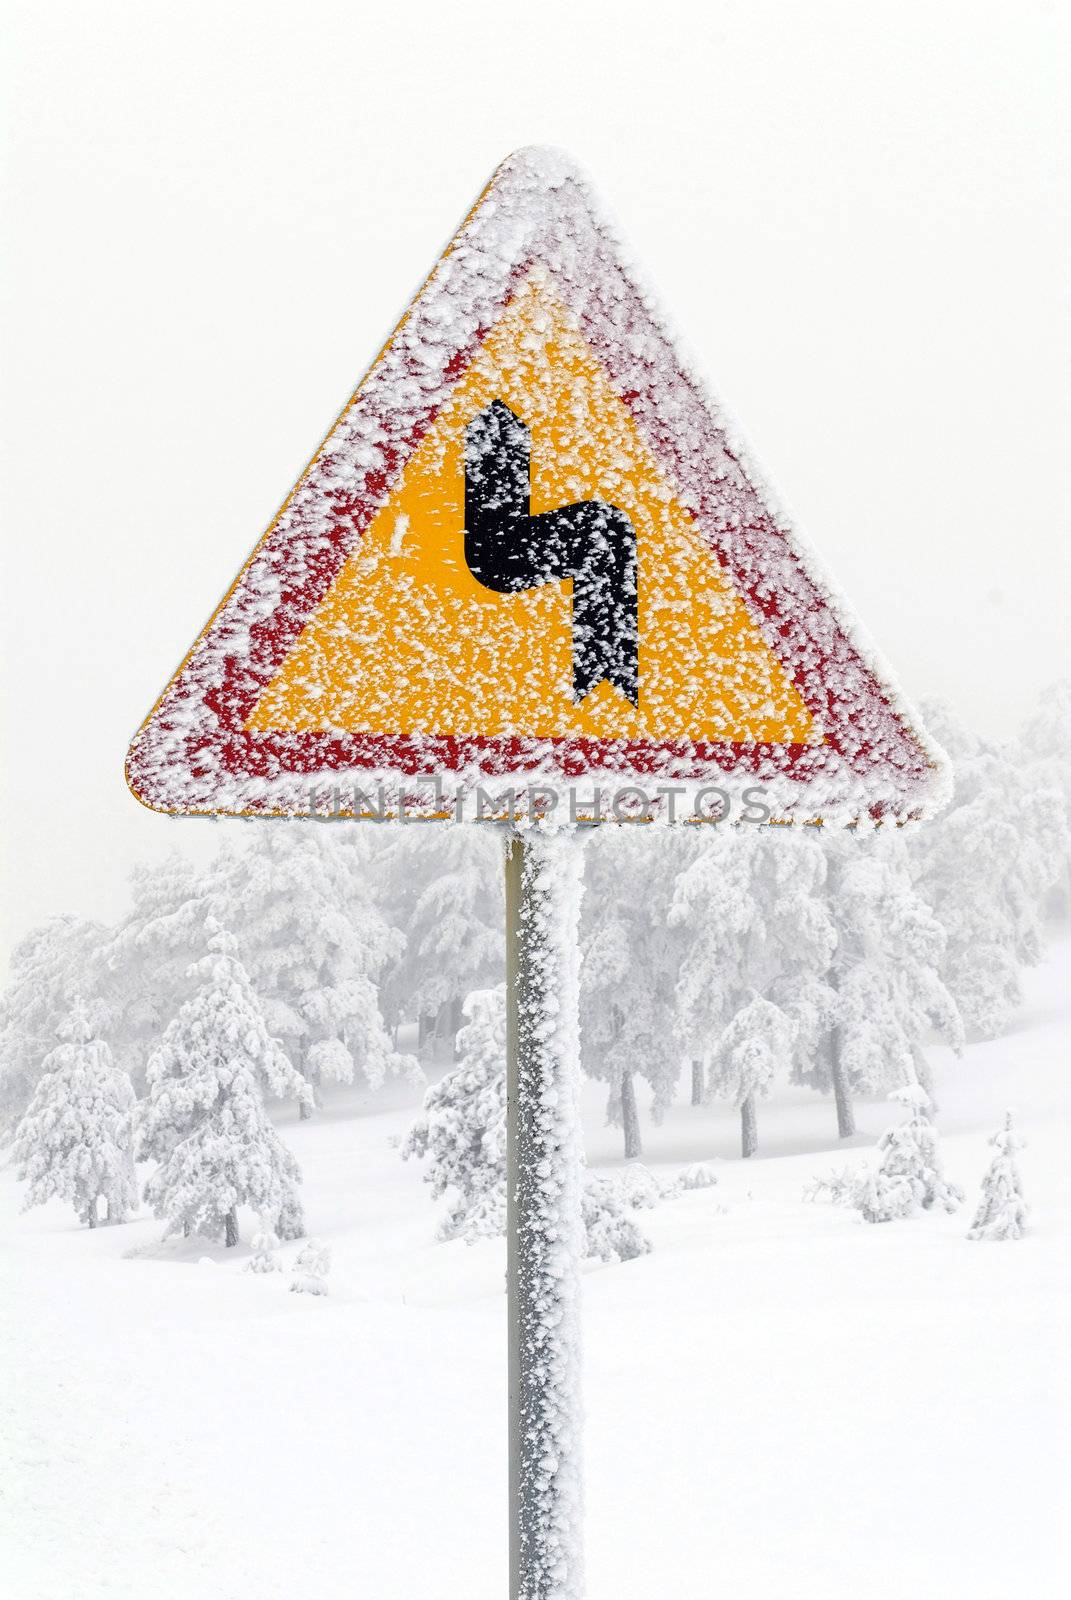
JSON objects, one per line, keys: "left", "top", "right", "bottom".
{"left": 298, "top": 1066, "right": 318, "bottom": 1120}
{"left": 434, "top": 999, "right": 455, "bottom": 1043}
{"left": 831, "top": 1029, "right": 855, "bottom": 1139}
{"left": 87, "top": 1202, "right": 98, "bottom": 1229}
{"left": 912, "top": 1045, "right": 937, "bottom": 1110}
{"left": 620, "top": 1069, "right": 642, "bottom": 1160}
{"left": 741, "top": 1093, "right": 757, "bottom": 1159}
{"left": 449, "top": 994, "right": 466, "bottom": 1056}
{"left": 418, "top": 1010, "right": 435, "bottom": 1053}
{"left": 691, "top": 1059, "right": 704, "bottom": 1106}
{"left": 224, "top": 1207, "right": 239, "bottom": 1249}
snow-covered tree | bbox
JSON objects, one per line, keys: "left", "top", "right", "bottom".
{"left": 138, "top": 921, "right": 308, "bottom": 1247}
{"left": 245, "top": 1219, "right": 282, "bottom": 1273}
{"left": 708, "top": 995, "right": 795, "bottom": 1158}
{"left": 216, "top": 826, "right": 418, "bottom": 1114}
{"left": 670, "top": 825, "right": 836, "bottom": 1157}
{"left": 274, "top": 1190, "right": 306, "bottom": 1243}
{"left": 402, "top": 985, "right": 653, "bottom": 1259}
{"left": 105, "top": 832, "right": 417, "bottom": 1112}
{"left": 910, "top": 699, "right": 1066, "bottom": 1039}
{"left": 0, "top": 915, "right": 112, "bottom": 1137}
{"left": 676, "top": 1161, "right": 719, "bottom": 1191}
{"left": 967, "top": 1112, "right": 1028, "bottom": 1241}
{"left": 805, "top": 827, "right": 963, "bottom": 1135}
{"left": 857, "top": 1085, "right": 964, "bottom": 1223}
{"left": 401, "top": 985, "right": 507, "bottom": 1240}
{"left": 290, "top": 1239, "right": 331, "bottom": 1296}
{"left": 376, "top": 826, "right": 503, "bottom": 1054}
{"left": 580, "top": 829, "right": 695, "bottom": 1158}
{"left": 1015, "top": 679, "right": 1071, "bottom": 916}
{"left": 104, "top": 851, "right": 213, "bottom": 1093}
{"left": 13, "top": 998, "right": 137, "bottom": 1228}
{"left": 613, "top": 1161, "right": 666, "bottom": 1211}
{"left": 582, "top": 1175, "right": 651, "bottom": 1263}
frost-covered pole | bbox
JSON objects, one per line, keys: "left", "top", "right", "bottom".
{"left": 504, "top": 827, "right": 585, "bottom": 1600}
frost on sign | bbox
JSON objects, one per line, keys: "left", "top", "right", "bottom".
{"left": 125, "top": 147, "right": 947, "bottom": 822}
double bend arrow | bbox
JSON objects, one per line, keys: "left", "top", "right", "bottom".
{"left": 463, "top": 399, "right": 639, "bottom": 706}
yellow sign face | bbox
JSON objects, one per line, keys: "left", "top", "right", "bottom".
{"left": 247, "top": 272, "right": 817, "bottom": 746}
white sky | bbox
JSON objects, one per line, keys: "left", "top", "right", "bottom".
{"left": 2, "top": 0, "right": 1068, "bottom": 958}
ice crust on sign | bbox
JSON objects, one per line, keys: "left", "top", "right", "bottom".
{"left": 126, "top": 146, "right": 948, "bottom": 821}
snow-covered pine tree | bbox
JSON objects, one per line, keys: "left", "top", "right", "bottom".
{"left": 0, "top": 914, "right": 112, "bottom": 1138}
{"left": 402, "top": 985, "right": 654, "bottom": 1259}
{"left": 582, "top": 1175, "right": 652, "bottom": 1263}
{"left": 804, "top": 827, "right": 963, "bottom": 1136}
{"left": 910, "top": 698, "right": 1066, "bottom": 1039}
{"left": 103, "top": 851, "right": 215, "bottom": 1094}
{"left": 245, "top": 1219, "right": 283, "bottom": 1272}
{"left": 367, "top": 830, "right": 435, "bottom": 1047}
{"left": 707, "top": 995, "right": 795, "bottom": 1159}
{"left": 290, "top": 1239, "right": 331, "bottom": 1295}
{"left": 13, "top": 997, "right": 137, "bottom": 1228}
{"left": 615, "top": 1161, "right": 667, "bottom": 1211}
{"left": 216, "top": 826, "right": 418, "bottom": 1114}
{"left": 1015, "top": 678, "right": 1071, "bottom": 917}
{"left": 274, "top": 1190, "right": 306, "bottom": 1242}
{"left": 677, "top": 1161, "right": 719, "bottom": 1191}
{"left": 670, "top": 825, "right": 836, "bottom": 1157}
{"left": 376, "top": 826, "right": 503, "bottom": 1055}
{"left": 139, "top": 921, "right": 308, "bottom": 1247}
{"left": 579, "top": 829, "right": 695, "bottom": 1159}
{"left": 401, "top": 984, "right": 507, "bottom": 1240}
{"left": 967, "top": 1112, "right": 1028, "bottom": 1240}
{"left": 857, "top": 1085, "right": 964, "bottom": 1223}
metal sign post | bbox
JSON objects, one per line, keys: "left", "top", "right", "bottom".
{"left": 505, "top": 829, "right": 585, "bottom": 1600}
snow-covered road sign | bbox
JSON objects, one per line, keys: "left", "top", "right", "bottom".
{"left": 125, "top": 147, "right": 950, "bottom": 1600}
{"left": 125, "top": 147, "right": 946, "bottom": 822}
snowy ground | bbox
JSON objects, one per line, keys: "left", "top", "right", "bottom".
{"left": 2, "top": 942, "right": 1069, "bottom": 1600}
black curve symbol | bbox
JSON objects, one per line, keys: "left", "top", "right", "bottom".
{"left": 463, "top": 399, "right": 639, "bottom": 706}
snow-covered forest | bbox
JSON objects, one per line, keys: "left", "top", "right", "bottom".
{"left": 3, "top": 690, "right": 1070, "bottom": 1600}
{"left": 2, "top": 691, "right": 1068, "bottom": 1240}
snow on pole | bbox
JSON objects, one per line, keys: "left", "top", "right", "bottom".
{"left": 505, "top": 827, "right": 585, "bottom": 1600}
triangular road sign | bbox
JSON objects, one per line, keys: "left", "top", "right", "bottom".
{"left": 126, "top": 147, "right": 946, "bottom": 820}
